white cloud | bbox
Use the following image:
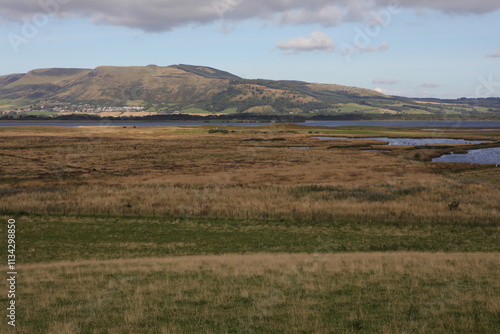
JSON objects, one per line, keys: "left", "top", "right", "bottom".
{"left": 396, "top": 0, "right": 500, "bottom": 15}
{"left": 342, "top": 42, "right": 390, "bottom": 55}
{"left": 0, "top": 0, "right": 498, "bottom": 32}
{"left": 279, "top": 6, "right": 343, "bottom": 27}
{"left": 486, "top": 49, "right": 500, "bottom": 58}
{"left": 373, "top": 78, "right": 397, "bottom": 84}
{"left": 418, "top": 82, "right": 440, "bottom": 88}
{"left": 376, "top": 42, "right": 390, "bottom": 52}
{"left": 277, "top": 32, "right": 335, "bottom": 54}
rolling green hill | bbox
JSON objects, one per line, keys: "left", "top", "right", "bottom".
{"left": 0, "top": 64, "right": 499, "bottom": 116}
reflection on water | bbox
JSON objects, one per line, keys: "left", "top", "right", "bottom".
{"left": 362, "top": 137, "right": 489, "bottom": 146}
{"left": 304, "top": 120, "right": 500, "bottom": 127}
{"left": 0, "top": 121, "right": 276, "bottom": 127}
{"left": 312, "top": 137, "right": 489, "bottom": 146}
{"left": 3, "top": 120, "right": 500, "bottom": 128}
{"left": 423, "top": 128, "right": 500, "bottom": 132}
{"left": 432, "top": 147, "right": 500, "bottom": 165}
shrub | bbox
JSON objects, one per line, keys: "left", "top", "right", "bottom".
{"left": 448, "top": 201, "right": 460, "bottom": 211}
{"left": 208, "top": 128, "right": 229, "bottom": 134}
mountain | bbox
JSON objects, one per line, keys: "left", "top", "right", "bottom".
{"left": 1, "top": 65, "right": 499, "bottom": 116}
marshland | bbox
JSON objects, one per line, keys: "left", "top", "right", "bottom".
{"left": 1, "top": 123, "right": 499, "bottom": 333}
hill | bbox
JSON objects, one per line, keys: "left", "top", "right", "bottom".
{"left": 0, "top": 65, "right": 499, "bottom": 116}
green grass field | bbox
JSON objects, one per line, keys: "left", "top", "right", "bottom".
{"left": 0, "top": 99, "right": 32, "bottom": 112}
{"left": 3, "top": 214, "right": 499, "bottom": 264}
{"left": 0, "top": 213, "right": 497, "bottom": 333}
{"left": 9, "top": 252, "right": 499, "bottom": 334}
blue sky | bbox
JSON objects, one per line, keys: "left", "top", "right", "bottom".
{"left": 0, "top": 0, "right": 499, "bottom": 98}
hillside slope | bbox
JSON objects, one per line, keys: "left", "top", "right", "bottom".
{"left": 1, "top": 65, "right": 498, "bottom": 116}
{"left": 0, "top": 64, "right": 399, "bottom": 114}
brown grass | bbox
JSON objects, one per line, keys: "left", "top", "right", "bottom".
{"left": 1, "top": 126, "right": 498, "bottom": 333}
{"left": 0, "top": 126, "right": 499, "bottom": 222}
{"left": 10, "top": 252, "right": 500, "bottom": 333}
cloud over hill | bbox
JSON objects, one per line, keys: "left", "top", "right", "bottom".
{"left": 0, "top": 0, "right": 498, "bottom": 32}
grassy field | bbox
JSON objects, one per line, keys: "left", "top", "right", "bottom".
{"left": 2, "top": 214, "right": 499, "bottom": 264}
{"left": 0, "top": 99, "right": 32, "bottom": 112}
{"left": 0, "top": 124, "right": 499, "bottom": 333}
{"left": 3, "top": 253, "right": 498, "bottom": 333}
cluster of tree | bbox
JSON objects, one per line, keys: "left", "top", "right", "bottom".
{"left": 0, "top": 112, "right": 308, "bottom": 122}
{"left": 3, "top": 112, "right": 500, "bottom": 122}
{"left": 271, "top": 98, "right": 330, "bottom": 113}
{"left": 201, "top": 86, "right": 245, "bottom": 112}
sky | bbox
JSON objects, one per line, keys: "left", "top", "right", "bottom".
{"left": 0, "top": 0, "right": 499, "bottom": 99}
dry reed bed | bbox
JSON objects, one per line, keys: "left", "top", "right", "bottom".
{"left": 15, "top": 253, "right": 500, "bottom": 333}
{"left": 1, "top": 126, "right": 499, "bottom": 222}
{"left": 2, "top": 181, "right": 499, "bottom": 222}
